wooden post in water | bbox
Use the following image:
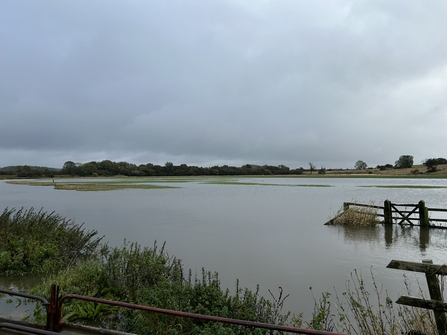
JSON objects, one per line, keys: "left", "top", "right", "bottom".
{"left": 422, "top": 259, "right": 447, "bottom": 335}
{"left": 383, "top": 199, "right": 392, "bottom": 225}
{"left": 419, "top": 200, "right": 429, "bottom": 227}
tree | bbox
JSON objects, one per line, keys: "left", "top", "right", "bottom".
{"left": 394, "top": 155, "right": 414, "bottom": 169}
{"left": 62, "top": 161, "right": 77, "bottom": 175}
{"left": 423, "top": 157, "right": 447, "bottom": 173}
{"left": 80, "top": 162, "right": 98, "bottom": 176}
{"left": 309, "top": 162, "right": 316, "bottom": 174}
{"left": 354, "top": 160, "right": 367, "bottom": 170}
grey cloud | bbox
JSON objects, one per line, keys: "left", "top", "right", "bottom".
{"left": 1, "top": 0, "right": 446, "bottom": 168}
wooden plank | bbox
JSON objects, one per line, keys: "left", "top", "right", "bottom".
{"left": 430, "top": 218, "right": 447, "bottom": 223}
{"left": 392, "top": 204, "right": 418, "bottom": 225}
{"left": 396, "top": 296, "right": 447, "bottom": 311}
{"left": 324, "top": 212, "right": 344, "bottom": 225}
{"left": 386, "top": 260, "right": 447, "bottom": 275}
{"left": 344, "top": 202, "right": 384, "bottom": 209}
{"left": 428, "top": 208, "right": 447, "bottom": 212}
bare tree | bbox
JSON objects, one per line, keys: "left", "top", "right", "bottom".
{"left": 309, "top": 162, "right": 316, "bottom": 174}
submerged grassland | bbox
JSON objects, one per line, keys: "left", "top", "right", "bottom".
{"left": 6, "top": 180, "right": 178, "bottom": 191}
{"left": 6, "top": 177, "right": 334, "bottom": 191}
{"left": 361, "top": 185, "right": 447, "bottom": 189}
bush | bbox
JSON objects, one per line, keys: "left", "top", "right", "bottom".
{"left": 29, "top": 241, "right": 290, "bottom": 334}
{"left": 0, "top": 207, "right": 103, "bottom": 276}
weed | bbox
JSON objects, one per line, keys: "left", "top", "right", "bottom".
{"left": 0, "top": 207, "right": 103, "bottom": 276}
{"left": 330, "top": 203, "right": 379, "bottom": 227}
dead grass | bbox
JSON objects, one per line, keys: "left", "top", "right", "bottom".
{"left": 330, "top": 204, "right": 379, "bottom": 227}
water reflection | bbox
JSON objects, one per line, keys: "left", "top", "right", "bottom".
{"left": 0, "top": 277, "right": 41, "bottom": 318}
{"left": 339, "top": 224, "right": 436, "bottom": 253}
{"left": 340, "top": 225, "right": 381, "bottom": 243}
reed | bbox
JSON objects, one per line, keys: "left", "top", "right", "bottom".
{"left": 332, "top": 204, "right": 379, "bottom": 227}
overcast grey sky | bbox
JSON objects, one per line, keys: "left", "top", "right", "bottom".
{"left": 1, "top": 1, "right": 446, "bottom": 169}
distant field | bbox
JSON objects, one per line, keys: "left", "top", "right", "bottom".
{"left": 321, "top": 164, "right": 447, "bottom": 178}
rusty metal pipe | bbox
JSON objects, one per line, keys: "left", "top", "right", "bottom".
{"left": 0, "top": 322, "right": 58, "bottom": 334}
{"left": 59, "top": 294, "right": 344, "bottom": 335}
{"left": 0, "top": 288, "right": 49, "bottom": 306}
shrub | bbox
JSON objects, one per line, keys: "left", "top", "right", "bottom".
{"left": 29, "top": 241, "right": 290, "bottom": 334}
{"left": 0, "top": 207, "right": 103, "bottom": 276}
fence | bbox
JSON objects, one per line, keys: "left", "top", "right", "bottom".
{"left": 387, "top": 259, "right": 447, "bottom": 335}
{"left": 326, "top": 200, "right": 447, "bottom": 228}
{"left": 0, "top": 284, "right": 345, "bottom": 335}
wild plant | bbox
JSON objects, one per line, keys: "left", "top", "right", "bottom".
{"left": 0, "top": 207, "right": 103, "bottom": 276}
{"left": 332, "top": 203, "right": 379, "bottom": 227}
{"left": 296, "top": 269, "right": 438, "bottom": 335}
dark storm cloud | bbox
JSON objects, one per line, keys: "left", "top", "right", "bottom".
{"left": 1, "top": 0, "right": 446, "bottom": 168}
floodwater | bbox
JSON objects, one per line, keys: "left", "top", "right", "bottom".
{"left": 1, "top": 177, "right": 447, "bottom": 320}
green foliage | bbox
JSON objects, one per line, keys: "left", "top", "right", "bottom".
{"left": 58, "top": 160, "right": 304, "bottom": 177}
{"left": 0, "top": 207, "right": 103, "bottom": 276}
{"left": 423, "top": 157, "right": 447, "bottom": 173}
{"left": 29, "top": 241, "right": 290, "bottom": 334}
{"left": 355, "top": 160, "right": 367, "bottom": 170}
{"left": 394, "top": 155, "right": 414, "bottom": 169}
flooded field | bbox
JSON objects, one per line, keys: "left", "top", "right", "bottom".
{"left": 1, "top": 176, "right": 447, "bottom": 319}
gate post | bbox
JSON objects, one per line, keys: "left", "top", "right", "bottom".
{"left": 384, "top": 200, "right": 392, "bottom": 225}
{"left": 419, "top": 200, "right": 429, "bottom": 227}
{"left": 422, "top": 259, "right": 447, "bottom": 335}
{"left": 46, "top": 284, "right": 60, "bottom": 332}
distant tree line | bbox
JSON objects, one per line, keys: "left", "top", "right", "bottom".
{"left": 59, "top": 160, "right": 305, "bottom": 177}
{"left": 2, "top": 155, "right": 446, "bottom": 178}
{"left": 0, "top": 165, "right": 58, "bottom": 178}
{"left": 356, "top": 155, "right": 415, "bottom": 171}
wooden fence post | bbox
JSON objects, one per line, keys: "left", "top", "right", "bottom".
{"left": 422, "top": 259, "right": 447, "bottom": 335}
{"left": 384, "top": 199, "right": 392, "bottom": 225}
{"left": 343, "top": 202, "right": 349, "bottom": 212}
{"left": 384, "top": 224, "right": 393, "bottom": 246}
{"left": 419, "top": 200, "right": 429, "bottom": 227}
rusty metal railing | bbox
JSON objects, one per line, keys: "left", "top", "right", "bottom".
{"left": 2, "top": 284, "right": 346, "bottom": 335}
{"left": 0, "top": 322, "right": 58, "bottom": 334}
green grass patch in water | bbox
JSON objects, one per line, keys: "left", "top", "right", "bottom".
{"left": 6, "top": 180, "right": 177, "bottom": 191}
{"left": 54, "top": 183, "right": 176, "bottom": 191}
{"left": 361, "top": 185, "right": 447, "bottom": 189}
{"left": 205, "top": 180, "right": 331, "bottom": 187}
